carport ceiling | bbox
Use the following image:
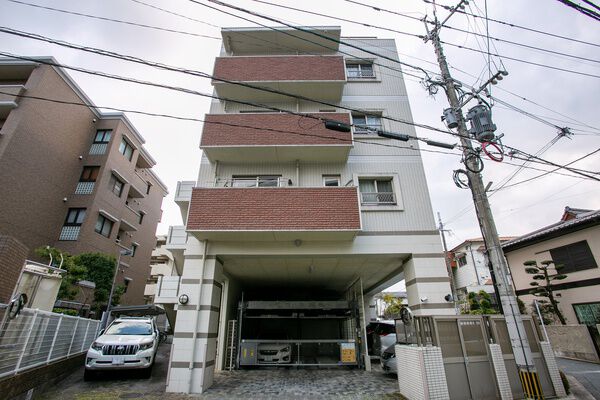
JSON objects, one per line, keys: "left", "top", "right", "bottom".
{"left": 221, "top": 254, "right": 405, "bottom": 293}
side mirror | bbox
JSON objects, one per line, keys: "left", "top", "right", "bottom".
{"left": 98, "top": 329, "right": 105, "bottom": 336}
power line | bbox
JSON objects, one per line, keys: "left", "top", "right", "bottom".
{"left": 6, "top": 0, "right": 221, "bottom": 40}
{"left": 421, "top": 0, "right": 600, "bottom": 47}
{"left": 128, "top": 0, "right": 220, "bottom": 28}
{"left": 556, "top": 0, "right": 600, "bottom": 21}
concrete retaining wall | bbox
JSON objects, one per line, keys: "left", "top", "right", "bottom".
{"left": 546, "top": 325, "right": 600, "bottom": 363}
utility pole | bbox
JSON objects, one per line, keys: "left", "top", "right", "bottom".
{"left": 437, "top": 212, "right": 458, "bottom": 312}
{"left": 426, "top": 3, "right": 542, "bottom": 397}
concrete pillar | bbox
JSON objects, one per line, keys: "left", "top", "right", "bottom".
{"left": 395, "top": 344, "right": 450, "bottom": 400}
{"left": 166, "top": 249, "right": 223, "bottom": 394}
{"left": 364, "top": 294, "right": 377, "bottom": 322}
{"left": 404, "top": 256, "right": 455, "bottom": 315}
{"left": 489, "top": 343, "right": 513, "bottom": 400}
{"left": 540, "top": 341, "right": 567, "bottom": 397}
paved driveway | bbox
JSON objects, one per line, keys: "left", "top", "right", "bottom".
{"left": 557, "top": 357, "right": 600, "bottom": 399}
{"left": 40, "top": 344, "right": 402, "bottom": 399}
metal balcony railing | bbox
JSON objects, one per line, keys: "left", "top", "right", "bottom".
{"left": 74, "top": 181, "right": 95, "bottom": 195}
{"left": 360, "top": 192, "right": 396, "bottom": 205}
{"left": 210, "top": 177, "right": 293, "bottom": 188}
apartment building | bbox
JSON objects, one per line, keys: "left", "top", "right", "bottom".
{"left": 161, "top": 27, "right": 452, "bottom": 393}
{"left": 449, "top": 237, "right": 515, "bottom": 302}
{"left": 0, "top": 57, "right": 168, "bottom": 305}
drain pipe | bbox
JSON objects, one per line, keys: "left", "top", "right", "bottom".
{"left": 187, "top": 239, "right": 208, "bottom": 393}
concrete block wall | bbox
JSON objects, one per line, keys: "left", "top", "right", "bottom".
{"left": 395, "top": 345, "right": 450, "bottom": 400}
{"left": 489, "top": 343, "right": 513, "bottom": 400}
{"left": 540, "top": 341, "right": 567, "bottom": 397}
{"left": 545, "top": 324, "right": 600, "bottom": 363}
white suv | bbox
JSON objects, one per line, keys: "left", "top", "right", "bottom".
{"left": 85, "top": 317, "right": 158, "bottom": 380}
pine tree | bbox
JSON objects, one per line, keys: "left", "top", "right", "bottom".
{"left": 524, "top": 260, "right": 567, "bottom": 325}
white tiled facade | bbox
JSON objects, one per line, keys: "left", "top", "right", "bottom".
{"left": 540, "top": 341, "right": 567, "bottom": 397}
{"left": 395, "top": 345, "right": 450, "bottom": 400}
{"left": 489, "top": 343, "right": 513, "bottom": 400}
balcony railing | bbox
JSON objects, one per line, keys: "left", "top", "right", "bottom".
{"left": 154, "top": 276, "right": 181, "bottom": 304}
{"left": 212, "top": 55, "right": 346, "bottom": 101}
{"left": 199, "top": 112, "right": 353, "bottom": 162}
{"left": 360, "top": 192, "right": 396, "bottom": 205}
{"left": 74, "top": 181, "right": 95, "bottom": 195}
{"left": 186, "top": 187, "right": 361, "bottom": 241}
{"left": 58, "top": 226, "right": 81, "bottom": 241}
{"left": 89, "top": 143, "right": 108, "bottom": 155}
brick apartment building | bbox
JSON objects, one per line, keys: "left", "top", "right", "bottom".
{"left": 0, "top": 57, "right": 168, "bottom": 305}
{"left": 158, "top": 27, "right": 453, "bottom": 393}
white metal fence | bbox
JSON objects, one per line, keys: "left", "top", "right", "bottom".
{"left": 0, "top": 306, "right": 99, "bottom": 378}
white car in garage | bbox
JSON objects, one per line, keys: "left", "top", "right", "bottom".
{"left": 85, "top": 317, "right": 158, "bottom": 379}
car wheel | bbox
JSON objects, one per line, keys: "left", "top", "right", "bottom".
{"left": 83, "top": 369, "right": 96, "bottom": 381}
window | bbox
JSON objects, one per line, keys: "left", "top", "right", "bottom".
{"left": 109, "top": 174, "right": 124, "bottom": 197}
{"left": 59, "top": 208, "right": 86, "bottom": 241}
{"left": 323, "top": 175, "right": 341, "bottom": 187}
{"left": 116, "top": 229, "right": 125, "bottom": 242}
{"left": 352, "top": 114, "right": 382, "bottom": 134}
{"left": 138, "top": 212, "right": 145, "bottom": 225}
{"left": 95, "top": 214, "right": 114, "bottom": 238}
{"left": 93, "top": 130, "right": 112, "bottom": 144}
{"left": 79, "top": 166, "right": 100, "bottom": 182}
{"left": 231, "top": 175, "right": 283, "bottom": 187}
{"left": 64, "top": 208, "right": 86, "bottom": 226}
{"left": 146, "top": 182, "right": 152, "bottom": 194}
{"left": 573, "top": 302, "right": 600, "bottom": 326}
{"left": 119, "top": 138, "right": 134, "bottom": 161}
{"left": 359, "top": 179, "right": 395, "bottom": 205}
{"left": 131, "top": 243, "right": 138, "bottom": 257}
{"left": 549, "top": 240, "right": 597, "bottom": 274}
{"left": 458, "top": 255, "right": 468, "bottom": 267}
{"left": 346, "top": 62, "right": 375, "bottom": 79}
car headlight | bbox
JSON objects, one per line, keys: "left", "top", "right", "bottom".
{"left": 138, "top": 341, "right": 154, "bottom": 351}
{"left": 91, "top": 342, "right": 103, "bottom": 351}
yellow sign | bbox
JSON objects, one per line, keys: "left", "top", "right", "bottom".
{"left": 340, "top": 342, "right": 356, "bottom": 363}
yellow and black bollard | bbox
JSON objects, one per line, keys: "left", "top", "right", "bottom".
{"left": 519, "top": 369, "right": 544, "bottom": 400}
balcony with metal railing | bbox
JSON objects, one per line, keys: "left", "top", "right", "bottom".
{"left": 212, "top": 55, "right": 346, "bottom": 102}
{"left": 200, "top": 112, "right": 352, "bottom": 163}
{"left": 186, "top": 186, "right": 361, "bottom": 241}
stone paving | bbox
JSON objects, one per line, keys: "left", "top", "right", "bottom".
{"left": 199, "top": 368, "right": 403, "bottom": 399}
{"left": 40, "top": 344, "right": 403, "bottom": 400}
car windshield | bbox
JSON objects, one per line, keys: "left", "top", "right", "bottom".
{"left": 105, "top": 321, "right": 152, "bottom": 335}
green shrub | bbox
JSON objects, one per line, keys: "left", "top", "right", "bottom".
{"left": 52, "top": 308, "right": 78, "bottom": 316}
{"left": 559, "top": 370, "right": 570, "bottom": 394}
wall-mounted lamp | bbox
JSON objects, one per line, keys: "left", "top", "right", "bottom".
{"left": 178, "top": 294, "right": 189, "bottom": 305}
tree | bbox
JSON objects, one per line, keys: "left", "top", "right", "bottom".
{"left": 35, "top": 246, "right": 87, "bottom": 300}
{"left": 382, "top": 293, "right": 405, "bottom": 319}
{"left": 524, "top": 260, "right": 567, "bottom": 325}
{"left": 465, "top": 290, "right": 497, "bottom": 314}
{"left": 74, "top": 253, "right": 125, "bottom": 313}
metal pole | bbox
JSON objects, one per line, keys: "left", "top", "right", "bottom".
{"left": 437, "top": 212, "right": 458, "bottom": 312}
{"left": 100, "top": 250, "right": 128, "bottom": 331}
{"left": 46, "top": 314, "right": 62, "bottom": 364}
{"left": 428, "top": 21, "right": 539, "bottom": 395}
{"left": 534, "top": 300, "right": 550, "bottom": 343}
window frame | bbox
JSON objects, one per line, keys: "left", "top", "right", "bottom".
{"left": 93, "top": 130, "right": 112, "bottom": 144}
{"left": 549, "top": 240, "right": 597, "bottom": 274}
{"left": 131, "top": 243, "right": 138, "bottom": 257}
{"left": 322, "top": 175, "right": 341, "bottom": 187}
{"left": 354, "top": 173, "right": 404, "bottom": 210}
{"left": 231, "top": 175, "right": 284, "bottom": 188}
{"left": 346, "top": 61, "right": 376, "bottom": 79}
{"left": 64, "top": 208, "right": 86, "bottom": 227}
{"left": 109, "top": 174, "right": 125, "bottom": 198}
{"left": 352, "top": 113, "right": 383, "bottom": 134}
{"left": 79, "top": 166, "right": 100, "bottom": 183}
{"left": 358, "top": 178, "right": 396, "bottom": 205}
{"left": 95, "top": 214, "right": 114, "bottom": 238}
{"left": 119, "top": 138, "right": 134, "bottom": 161}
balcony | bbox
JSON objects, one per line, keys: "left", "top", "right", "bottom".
{"left": 0, "top": 84, "right": 24, "bottom": 119}
{"left": 154, "top": 276, "right": 181, "bottom": 304}
{"left": 200, "top": 113, "right": 352, "bottom": 163}
{"left": 166, "top": 225, "right": 187, "bottom": 268}
{"left": 212, "top": 55, "right": 346, "bottom": 102}
{"left": 186, "top": 186, "right": 361, "bottom": 241}
{"left": 174, "top": 181, "right": 195, "bottom": 221}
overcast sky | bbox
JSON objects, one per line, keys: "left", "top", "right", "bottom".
{"left": 2, "top": 0, "right": 599, "bottom": 254}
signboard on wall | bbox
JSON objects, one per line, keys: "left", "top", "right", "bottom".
{"left": 340, "top": 342, "right": 356, "bottom": 363}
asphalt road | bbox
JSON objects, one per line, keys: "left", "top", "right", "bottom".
{"left": 557, "top": 357, "right": 600, "bottom": 399}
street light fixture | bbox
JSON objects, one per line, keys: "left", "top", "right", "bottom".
{"left": 99, "top": 248, "right": 133, "bottom": 331}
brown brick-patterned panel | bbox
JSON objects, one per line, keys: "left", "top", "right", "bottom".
{"left": 200, "top": 113, "right": 352, "bottom": 147}
{"left": 0, "top": 235, "right": 28, "bottom": 303}
{"left": 187, "top": 187, "right": 361, "bottom": 231}
{"left": 213, "top": 56, "right": 346, "bottom": 82}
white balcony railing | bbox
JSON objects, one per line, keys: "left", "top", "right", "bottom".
{"left": 360, "top": 192, "right": 396, "bottom": 205}
{"left": 206, "top": 177, "right": 293, "bottom": 188}
{"left": 154, "top": 276, "right": 181, "bottom": 304}
{"left": 167, "top": 226, "right": 187, "bottom": 247}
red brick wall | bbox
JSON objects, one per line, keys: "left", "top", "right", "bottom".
{"left": 0, "top": 234, "right": 28, "bottom": 303}
{"left": 213, "top": 55, "right": 346, "bottom": 82}
{"left": 200, "top": 113, "right": 352, "bottom": 147}
{"left": 187, "top": 187, "right": 361, "bottom": 231}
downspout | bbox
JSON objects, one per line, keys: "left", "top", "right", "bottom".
{"left": 187, "top": 239, "right": 208, "bottom": 394}
{"left": 295, "top": 160, "right": 300, "bottom": 186}
{"left": 214, "top": 160, "right": 219, "bottom": 187}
